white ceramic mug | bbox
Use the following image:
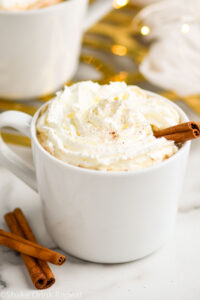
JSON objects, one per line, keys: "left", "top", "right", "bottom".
{"left": 0, "top": 0, "right": 113, "bottom": 100}
{"left": 0, "top": 92, "right": 190, "bottom": 263}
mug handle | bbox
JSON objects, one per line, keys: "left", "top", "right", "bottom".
{"left": 0, "top": 111, "right": 37, "bottom": 192}
{"left": 84, "top": 0, "right": 113, "bottom": 31}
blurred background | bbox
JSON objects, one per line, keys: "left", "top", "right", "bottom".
{"left": 2, "top": 0, "right": 200, "bottom": 148}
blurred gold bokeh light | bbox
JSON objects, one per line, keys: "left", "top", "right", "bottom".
{"left": 113, "top": 0, "right": 129, "bottom": 9}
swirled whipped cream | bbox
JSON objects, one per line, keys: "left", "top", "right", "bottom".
{"left": 36, "top": 81, "right": 180, "bottom": 171}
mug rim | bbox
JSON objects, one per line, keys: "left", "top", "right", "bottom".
{"left": 31, "top": 88, "right": 191, "bottom": 177}
{"left": 0, "top": 0, "right": 74, "bottom": 15}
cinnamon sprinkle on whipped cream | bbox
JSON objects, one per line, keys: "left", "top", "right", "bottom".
{"left": 36, "top": 81, "right": 180, "bottom": 171}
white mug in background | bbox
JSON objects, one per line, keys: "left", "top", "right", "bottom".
{"left": 0, "top": 91, "right": 190, "bottom": 263}
{"left": 0, "top": 0, "right": 113, "bottom": 100}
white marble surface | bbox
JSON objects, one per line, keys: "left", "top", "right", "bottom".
{"left": 0, "top": 127, "right": 199, "bottom": 300}
{"left": 1, "top": 5, "right": 200, "bottom": 298}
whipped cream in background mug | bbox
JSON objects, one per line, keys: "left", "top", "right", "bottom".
{"left": 0, "top": 0, "right": 38, "bottom": 9}
{"left": 37, "top": 81, "right": 180, "bottom": 171}
{"left": 0, "top": 0, "right": 35, "bottom": 9}
{"left": 0, "top": 0, "right": 63, "bottom": 10}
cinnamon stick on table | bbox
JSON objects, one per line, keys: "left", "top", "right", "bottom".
{"left": 5, "top": 210, "right": 55, "bottom": 289}
{"left": 0, "top": 229, "right": 66, "bottom": 265}
{"left": 154, "top": 121, "right": 200, "bottom": 143}
{"left": 13, "top": 208, "right": 55, "bottom": 288}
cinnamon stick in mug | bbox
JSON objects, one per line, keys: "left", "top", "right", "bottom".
{"left": 154, "top": 121, "right": 200, "bottom": 143}
{"left": 0, "top": 229, "right": 66, "bottom": 265}
{"left": 154, "top": 122, "right": 200, "bottom": 137}
{"left": 162, "top": 130, "right": 200, "bottom": 143}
